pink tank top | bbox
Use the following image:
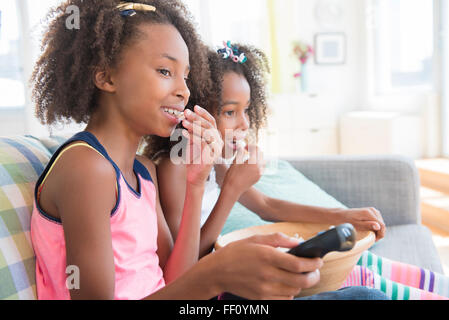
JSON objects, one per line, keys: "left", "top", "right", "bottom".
{"left": 30, "top": 131, "right": 165, "bottom": 300}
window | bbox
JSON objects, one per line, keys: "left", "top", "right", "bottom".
{"left": 372, "top": 0, "right": 435, "bottom": 94}
{"left": 26, "top": 0, "right": 63, "bottom": 61}
{"left": 183, "top": 0, "right": 270, "bottom": 52}
{"left": 0, "top": 0, "right": 65, "bottom": 136}
{"left": 0, "top": 0, "right": 25, "bottom": 109}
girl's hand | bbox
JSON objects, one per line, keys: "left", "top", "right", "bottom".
{"left": 210, "top": 233, "right": 323, "bottom": 300}
{"left": 334, "top": 207, "right": 386, "bottom": 241}
{"left": 181, "top": 105, "right": 224, "bottom": 187}
{"left": 221, "top": 145, "right": 265, "bottom": 197}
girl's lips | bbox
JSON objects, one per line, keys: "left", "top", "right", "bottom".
{"left": 162, "top": 108, "right": 182, "bottom": 125}
{"left": 226, "top": 140, "right": 238, "bottom": 151}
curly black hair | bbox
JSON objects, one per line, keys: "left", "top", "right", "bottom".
{"left": 144, "top": 42, "right": 270, "bottom": 161}
{"left": 206, "top": 43, "right": 270, "bottom": 133}
{"left": 31, "top": 0, "right": 212, "bottom": 128}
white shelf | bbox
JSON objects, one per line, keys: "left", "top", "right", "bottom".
{"left": 259, "top": 93, "right": 339, "bottom": 157}
{"left": 339, "top": 111, "right": 423, "bottom": 159}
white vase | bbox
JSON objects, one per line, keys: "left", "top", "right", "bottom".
{"left": 300, "top": 62, "right": 309, "bottom": 93}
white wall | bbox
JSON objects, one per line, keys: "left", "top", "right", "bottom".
{"left": 2, "top": 0, "right": 434, "bottom": 151}
{"left": 0, "top": 110, "right": 26, "bottom": 136}
{"left": 1, "top": 0, "right": 368, "bottom": 137}
{"left": 271, "top": 0, "right": 366, "bottom": 116}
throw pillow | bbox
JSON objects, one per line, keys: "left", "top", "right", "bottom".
{"left": 0, "top": 136, "right": 51, "bottom": 299}
{"left": 220, "top": 159, "right": 347, "bottom": 235}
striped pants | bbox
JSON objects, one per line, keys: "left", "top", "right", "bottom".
{"left": 341, "top": 251, "right": 449, "bottom": 300}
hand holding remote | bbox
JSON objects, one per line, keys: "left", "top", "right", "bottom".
{"left": 287, "top": 223, "right": 357, "bottom": 258}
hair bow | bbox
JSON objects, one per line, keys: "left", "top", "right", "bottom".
{"left": 217, "top": 41, "right": 247, "bottom": 64}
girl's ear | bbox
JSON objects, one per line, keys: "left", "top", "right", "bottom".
{"left": 93, "top": 68, "right": 117, "bottom": 93}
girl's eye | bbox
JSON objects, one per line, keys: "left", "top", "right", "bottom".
{"left": 224, "top": 111, "right": 235, "bottom": 117}
{"left": 158, "top": 69, "right": 171, "bottom": 77}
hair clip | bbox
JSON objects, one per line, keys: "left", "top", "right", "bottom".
{"left": 117, "top": 2, "right": 156, "bottom": 17}
{"left": 217, "top": 41, "right": 247, "bottom": 64}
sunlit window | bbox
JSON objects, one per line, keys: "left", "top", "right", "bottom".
{"left": 183, "top": 0, "right": 270, "bottom": 51}
{"left": 0, "top": 0, "right": 25, "bottom": 109}
{"left": 27, "top": 0, "right": 62, "bottom": 62}
{"left": 373, "top": 0, "right": 434, "bottom": 93}
{"left": 0, "top": 0, "right": 62, "bottom": 111}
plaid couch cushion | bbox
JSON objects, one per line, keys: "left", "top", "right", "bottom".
{"left": 0, "top": 136, "right": 52, "bottom": 300}
{"left": 33, "top": 134, "right": 72, "bottom": 155}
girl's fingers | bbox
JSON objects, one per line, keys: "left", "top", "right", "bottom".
{"left": 358, "top": 209, "right": 377, "bottom": 221}
{"left": 263, "top": 265, "right": 321, "bottom": 291}
{"left": 365, "top": 208, "right": 385, "bottom": 226}
{"left": 194, "top": 105, "right": 217, "bottom": 127}
{"left": 234, "top": 145, "right": 247, "bottom": 164}
{"left": 182, "top": 120, "right": 220, "bottom": 143}
{"left": 183, "top": 114, "right": 211, "bottom": 131}
{"left": 184, "top": 106, "right": 216, "bottom": 130}
{"left": 356, "top": 208, "right": 385, "bottom": 230}
{"left": 182, "top": 129, "right": 222, "bottom": 164}
{"left": 181, "top": 129, "right": 190, "bottom": 140}
{"left": 360, "top": 208, "right": 386, "bottom": 238}
{"left": 246, "top": 232, "right": 301, "bottom": 248}
{"left": 184, "top": 127, "right": 222, "bottom": 152}
{"left": 183, "top": 121, "right": 223, "bottom": 158}
{"left": 246, "top": 145, "right": 264, "bottom": 165}
{"left": 270, "top": 250, "right": 323, "bottom": 275}
{"left": 371, "top": 222, "right": 381, "bottom": 231}
{"left": 372, "top": 209, "right": 386, "bottom": 228}
{"left": 353, "top": 220, "right": 384, "bottom": 240}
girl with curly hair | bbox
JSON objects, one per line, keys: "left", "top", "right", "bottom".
{"left": 146, "top": 42, "right": 449, "bottom": 300}
{"left": 145, "top": 43, "right": 386, "bottom": 257}
{"left": 29, "top": 0, "right": 336, "bottom": 300}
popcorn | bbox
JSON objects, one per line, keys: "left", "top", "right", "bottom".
{"left": 236, "top": 140, "right": 246, "bottom": 150}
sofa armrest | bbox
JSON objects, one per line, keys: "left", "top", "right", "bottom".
{"left": 283, "top": 155, "right": 421, "bottom": 227}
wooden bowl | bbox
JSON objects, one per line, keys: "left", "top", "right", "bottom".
{"left": 215, "top": 222, "right": 375, "bottom": 297}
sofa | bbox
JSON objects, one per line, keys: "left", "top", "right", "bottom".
{"left": 287, "top": 156, "right": 443, "bottom": 273}
{"left": 0, "top": 135, "right": 443, "bottom": 299}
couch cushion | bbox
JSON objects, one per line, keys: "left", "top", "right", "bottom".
{"left": 219, "top": 160, "right": 444, "bottom": 273}
{"left": 369, "top": 224, "right": 444, "bottom": 274}
{"left": 0, "top": 136, "right": 51, "bottom": 299}
{"left": 32, "top": 134, "right": 72, "bottom": 155}
{"left": 221, "top": 159, "right": 347, "bottom": 235}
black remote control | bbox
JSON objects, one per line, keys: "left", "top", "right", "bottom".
{"left": 218, "top": 224, "right": 356, "bottom": 300}
{"left": 287, "top": 223, "right": 357, "bottom": 258}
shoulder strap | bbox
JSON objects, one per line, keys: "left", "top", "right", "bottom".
{"left": 37, "top": 141, "right": 118, "bottom": 202}
{"left": 39, "top": 142, "right": 102, "bottom": 187}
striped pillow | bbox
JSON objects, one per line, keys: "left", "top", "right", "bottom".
{"left": 0, "top": 136, "right": 51, "bottom": 300}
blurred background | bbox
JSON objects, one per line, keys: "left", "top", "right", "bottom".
{"left": 1, "top": 0, "right": 449, "bottom": 272}
{"left": 0, "top": 0, "right": 445, "bottom": 160}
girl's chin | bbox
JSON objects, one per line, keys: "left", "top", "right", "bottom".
{"left": 167, "top": 126, "right": 179, "bottom": 138}
{"left": 149, "top": 126, "right": 177, "bottom": 139}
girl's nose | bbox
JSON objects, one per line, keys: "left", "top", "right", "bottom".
{"left": 238, "top": 113, "right": 250, "bottom": 131}
{"left": 176, "top": 78, "right": 190, "bottom": 104}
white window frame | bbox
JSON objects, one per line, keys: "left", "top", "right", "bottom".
{"left": 439, "top": 0, "right": 449, "bottom": 157}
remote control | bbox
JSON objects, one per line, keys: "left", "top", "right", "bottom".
{"left": 218, "top": 224, "right": 356, "bottom": 300}
{"left": 287, "top": 223, "right": 357, "bottom": 258}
